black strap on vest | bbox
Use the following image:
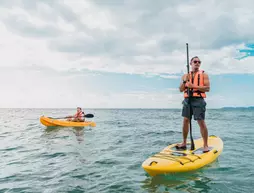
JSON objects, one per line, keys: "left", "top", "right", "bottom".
{"left": 197, "top": 74, "right": 203, "bottom": 98}
{"left": 185, "top": 71, "right": 204, "bottom": 98}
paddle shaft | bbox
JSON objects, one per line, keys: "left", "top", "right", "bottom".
{"left": 186, "top": 43, "right": 195, "bottom": 150}
{"left": 49, "top": 114, "right": 94, "bottom": 119}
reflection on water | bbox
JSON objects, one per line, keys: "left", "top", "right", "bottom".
{"left": 141, "top": 160, "right": 221, "bottom": 193}
{"left": 141, "top": 173, "right": 211, "bottom": 193}
{"left": 73, "top": 127, "right": 85, "bottom": 143}
{"left": 44, "top": 126, "right": 85, "bottom": 143}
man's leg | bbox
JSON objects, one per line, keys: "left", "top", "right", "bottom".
{"left": 72, "top": 118, "right": 78, "bottom": 122}
{"left": 193, "top": 98, "right": 209, "bottom": 152}
{"left": 77, "top": 118, "right": 85, "bottom": 122}
{"left": 180, "top": 117, "right": 189, "bottom": 146}
{"left": 177, "top": 100, "right": 191, "bottom": 149}
{"left": 197, "top": 120, "right": 209, "bottom": 152}
{"left": 176, "top": 118, "right": 189, "bottom": 149}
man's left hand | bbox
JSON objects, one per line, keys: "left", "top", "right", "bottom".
{"left": 186, "top": 82, "right": 195, "bottom": 89}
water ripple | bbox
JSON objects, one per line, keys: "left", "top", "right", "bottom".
{"left": 0, "top": 108, "right": 253, "bottom": 192}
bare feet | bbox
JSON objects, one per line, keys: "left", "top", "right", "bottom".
{"left": 203, "top": 146, "right": 209, "bottom": 153}
{"left": 175, "top": 143, "right": 187, "bottom": 150}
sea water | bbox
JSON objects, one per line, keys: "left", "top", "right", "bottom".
{"left": 0, "top": 108, "right": 253, "bottom": 193}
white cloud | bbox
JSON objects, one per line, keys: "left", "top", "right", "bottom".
{"left": 0, "top": 66, "right": 252, "bottom": 108}
{"left": 97, "top": 91, "right": 183, "bottom": 109}
{"left": 0, "top": 0, "right": 254, "bottom": 108}
{"left": 0, "top": 69, "right": 179, "bottom": 108}
{"left": 159, "top": 75, "right": 180, "bottom": 79}
{"left": 63, "top": 0, "right": 117, "bottom": 31}
{"left": 0, "top": 64, "right": 182, "bottom": 108}
{"left": 0, "top": 0, "right": 254, "bottom": 75}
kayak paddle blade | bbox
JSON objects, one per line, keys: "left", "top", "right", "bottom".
{"left": 84, "top": 114, "right": 94, "bottom": 118}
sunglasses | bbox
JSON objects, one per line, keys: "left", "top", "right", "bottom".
{"left": 193, "top": 60, "right": 201, "bottom": 64}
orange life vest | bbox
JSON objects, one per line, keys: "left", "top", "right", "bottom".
{"left": 75, "top": 111, "right": 84, "bottom": 119}
{"left": 184, "top": 70, "right": 206, "bottom": 98}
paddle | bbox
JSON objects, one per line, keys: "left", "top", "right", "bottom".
{"left": 48, "top": 113, "right": 94, "bottom": 119}
{"left": 186, "top": 43, "right": 195, "bottom": 150}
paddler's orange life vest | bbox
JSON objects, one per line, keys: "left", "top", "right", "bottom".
{"left": 75, "top": 111, "right": 84, "bottom": 119}
{"left": 184, "top": 70, "right": 206, "bottom": 98}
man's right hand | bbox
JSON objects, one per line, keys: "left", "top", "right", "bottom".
{"left": 179, "top": 74, "right": 189, "bottom": 92}
{"left": 183, "top": 74, "right": 190, "bottom": 82}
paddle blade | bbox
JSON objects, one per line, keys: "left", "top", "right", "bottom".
{"left": 190, "top": 140, "right": 195, "bottom": 150}
{"left": 84, "top": 114, "right": 94, "bottom": 118}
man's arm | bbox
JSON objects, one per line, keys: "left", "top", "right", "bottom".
{"left": 179, "top": 74, "right": 188, "bottom": 92}
{"left": 193, "top": 73, "right": 210, "bottom": 92}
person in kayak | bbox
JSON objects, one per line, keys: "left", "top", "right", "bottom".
{"left": 66, "top": 107, "right": 85, "bottom": 122}
{"left": 177, "top": 56, "right": 210, "bottom": 153}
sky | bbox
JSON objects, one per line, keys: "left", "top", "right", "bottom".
{"left": 1, "top": 0, "right": 254, "bottom": 108}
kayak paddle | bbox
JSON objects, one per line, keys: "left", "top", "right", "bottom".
{"left": 48, "top": 113, "right": 94, "bottom": 119}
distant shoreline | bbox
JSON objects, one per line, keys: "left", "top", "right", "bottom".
{"left": 220, "top": 106, "right": 254, "bottom": 109}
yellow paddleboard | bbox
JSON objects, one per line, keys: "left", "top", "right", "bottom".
{"left": 40, "top": 116, "right": 96, "bottom": 127}
{"left": 142, "top": 135, "right": 223, "bottom": 176}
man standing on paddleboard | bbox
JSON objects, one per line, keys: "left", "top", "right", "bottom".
{"left": 177, "top": 56, "right": 210, "bottom": 153}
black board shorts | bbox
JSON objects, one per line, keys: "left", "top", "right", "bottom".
{"left": 181, "top": 97, "right": 207, "bottom": 120}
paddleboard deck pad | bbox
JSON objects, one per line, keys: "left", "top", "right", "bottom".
{"left": 142, "top": 135, "right": 223, "bottom": 176}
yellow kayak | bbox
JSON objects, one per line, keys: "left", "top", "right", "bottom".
{"left": 142, "top": 135, "right": 223, "bottom": 176}
{"left": 40, "top": 116, "right": 96, "bottom": 127}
